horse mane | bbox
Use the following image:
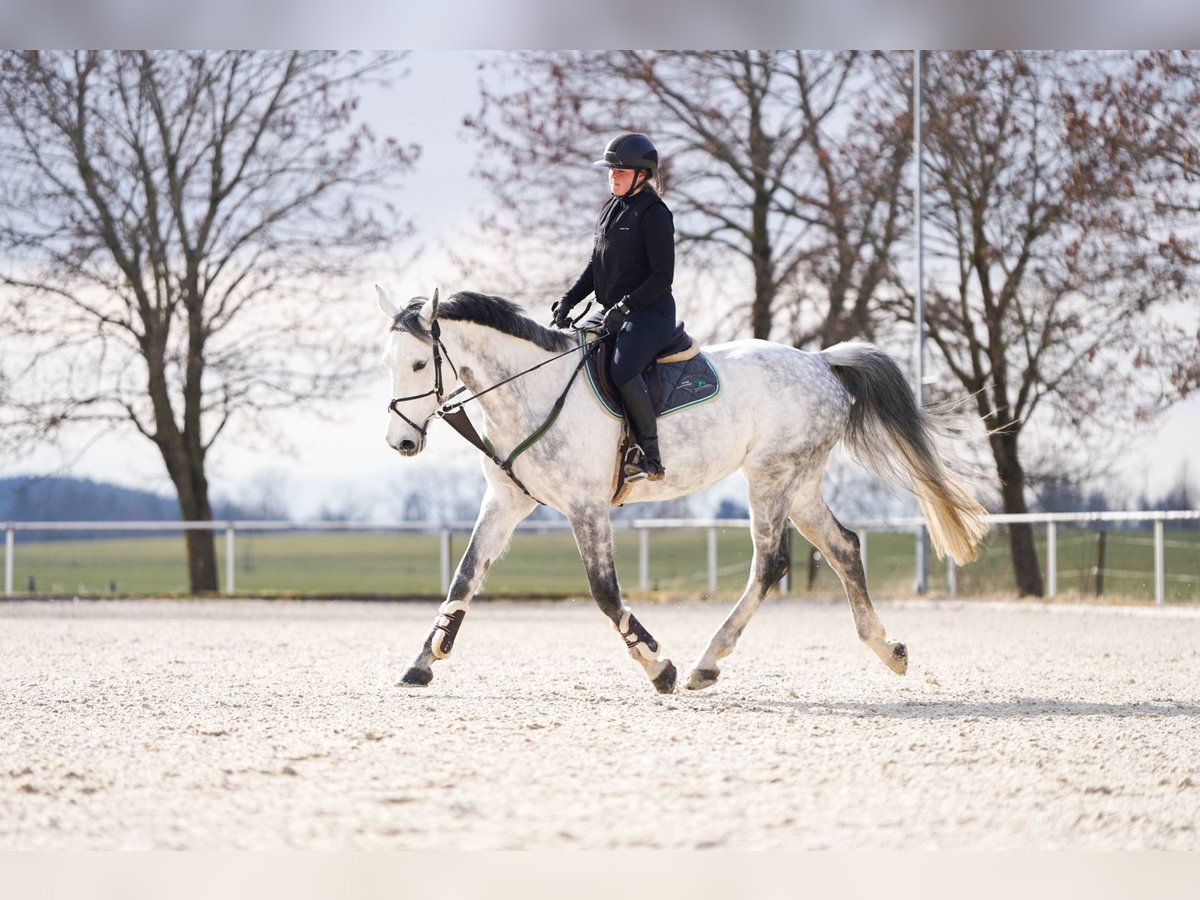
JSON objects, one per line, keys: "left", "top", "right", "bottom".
{"left": 391, "top": 291, "right": 572, "bottom": 353}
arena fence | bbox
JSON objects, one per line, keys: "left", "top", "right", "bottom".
{"left": 4, "top": 510, "right": 1198, "bottom": 603}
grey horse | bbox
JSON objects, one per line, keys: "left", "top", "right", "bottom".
{"left": 378, "top": 287, "right": 988, "bottom": 693}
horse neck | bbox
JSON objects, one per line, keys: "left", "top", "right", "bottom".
{"left": 444, "top": 321, "right": 566, "bottom": 436}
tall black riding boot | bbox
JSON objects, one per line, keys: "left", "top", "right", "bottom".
{"left": 617, "top": 375, "right": 665, "bottom": 481}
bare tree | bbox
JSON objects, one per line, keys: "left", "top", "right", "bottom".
{"left": 463, "top": 51, "right": 912, "bottom": 346}
{"left": 0, "top": 51, "right": 417, "bottom": 592}
{"left": 1132, "top": 51, "right": 1200, "bottom": 399}
{"left": 913, "top": 51, "right": 1194, "bottom": 596}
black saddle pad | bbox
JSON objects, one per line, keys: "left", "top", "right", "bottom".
{"left": 578, "top": 327, "right": 721, "bottom": 419}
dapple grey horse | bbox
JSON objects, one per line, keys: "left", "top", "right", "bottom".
{"left": 378, "top": 287, "right": 988, "bottom": 693}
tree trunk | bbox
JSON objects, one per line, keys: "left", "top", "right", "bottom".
{"left": 747, "top": 173, "right": 776, "bottom": 339}
{"left": 154, "top": 396, "right": 219, "bottom": 593}
{"left": 750, "top": 247, "right": 775, "bottom": 340}
{"left": 990, "top": 430, "right": 1044, "bottom": 597}
{"left": 164, "top": 445, "right": 219, "bottom": 594}
{"left": 184, "top": 526, "right": 219, "bottom": 594}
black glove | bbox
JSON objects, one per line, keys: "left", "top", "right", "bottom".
{"left": 551, "top": 298, "right": 573, "bottom": 329}
{"left": 602, "top": 299, "right": 631, "bottom": 334}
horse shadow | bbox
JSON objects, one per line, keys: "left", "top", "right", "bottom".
{"left": 744, "top": 697, "right": 1200, "bottom": 720}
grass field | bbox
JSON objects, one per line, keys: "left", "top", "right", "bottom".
{"left": 5, "top": 522, "right": 1199, "bottom": 602}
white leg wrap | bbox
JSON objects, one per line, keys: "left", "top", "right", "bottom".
{"left": 430, "top": 599, "right": 469, "bottom": 660}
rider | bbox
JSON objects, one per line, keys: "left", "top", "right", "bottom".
{"left": 551, "top": 132, "right": 677, "bottom": 482}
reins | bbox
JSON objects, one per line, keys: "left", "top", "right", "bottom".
{"left": 388, "top": 318, "right": 607, "bottom": 504}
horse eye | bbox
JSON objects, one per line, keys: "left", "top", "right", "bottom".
{"left": 412, "top": 360, "right": 427, "bottom": 372}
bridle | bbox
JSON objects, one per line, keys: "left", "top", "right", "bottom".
{"left": 386, "top": 294, "right": 604, "bottom": 503}
{"left": 385, "top": 315, "right": 457, "bottom": 440}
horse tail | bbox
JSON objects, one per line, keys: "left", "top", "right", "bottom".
{"left": 821, "top": 341, "right": 989, "bottom": 564}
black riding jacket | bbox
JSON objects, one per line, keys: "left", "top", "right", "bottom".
{"left": 561, "top": 187, "right": 675, "bottom": 313}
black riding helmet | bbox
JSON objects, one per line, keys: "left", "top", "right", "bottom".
{"left": 593, "top": 132, "right": 658, "bottom": 180}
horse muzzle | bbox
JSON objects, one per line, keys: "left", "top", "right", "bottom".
{"left": 386, "top": 424, "right": 427, "bottom": 456}
{"left": 389, "top": 435, "right": 425, "bottom": 456}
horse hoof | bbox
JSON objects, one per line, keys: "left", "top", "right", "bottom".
{"left": 886, "top": 642, "right": 908, "bottom": 676}
{"left": 685, "top": 668, "right": 720, "bottom": 691}
{"left": 397, "top": 667, "right": 433, "bottom": 687}
{"left": 651, "top": 660, "right": 677, "bottom": 694}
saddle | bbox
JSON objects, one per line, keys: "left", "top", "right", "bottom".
{"left": 578, "top": 323, "right": 721, "bottom": 420}
{"left": 577, "top": 324, "right": 721, "bottom": 506}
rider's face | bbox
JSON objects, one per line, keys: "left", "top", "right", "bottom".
{"left": 608, "top": 167, "right": 641, "bottom": 196}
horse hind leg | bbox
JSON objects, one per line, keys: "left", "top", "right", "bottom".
{"left": 686, "top": 493, "right": 792, "bottom": 691}
{"left": 791, "top": 495, "right": 907, "bottom": 675}
{"left": 399, "top": 486, "right": 536, "bottom": 687}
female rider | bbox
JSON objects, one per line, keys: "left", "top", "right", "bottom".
{"left": 551, "top": 132, "right": 677, "bottom": 482}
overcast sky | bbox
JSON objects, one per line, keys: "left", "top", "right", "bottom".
{"left": 7, "top": 50, "right": 1198, "bottom": 518}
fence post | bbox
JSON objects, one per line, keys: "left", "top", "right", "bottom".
{"left": 439, "top": 527, "right": 452, "bottom": 595}
{"left": 915, "top": 524, "right": 928, "bottom": 595}
{"left": 4, "top": 526, "right": 13, "bottom": 597}
{"left": 638, "top": 527, "right": 649, "bottom": 592}
{"left": 225, "top": 525, "right": 236, "bottom": 595}
{"left": 707, "top": 526, "right": 718, "bottom": 594}
{"left": 1154, "top": 518, "right": 1165, "bottom": 606}
{"left": 780, "top": 529, "right": 790, "bottom": 595}
{"left": 947, "top": 556, "right": 957, "bottom": 598}
{"left": 1046, "top": 520, "right": 1057, "bottom": 598}
{"left": 1093, "top": 530, "right": 1107, "bottom": 597}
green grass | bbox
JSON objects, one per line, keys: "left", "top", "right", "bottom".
{"left": 5, "top": 523, "right": 1198, "bottom": 602}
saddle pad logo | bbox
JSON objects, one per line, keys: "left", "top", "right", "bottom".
{"left": 675, "top": 374, "right": 710, "bottom": 395}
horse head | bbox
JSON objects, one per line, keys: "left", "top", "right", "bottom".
{"left": 378, "top": 284, "right": 443, "bottom": 456}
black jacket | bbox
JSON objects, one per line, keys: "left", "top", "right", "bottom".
{"left": 561, "top": 187, "right": 675, "bottom": 312}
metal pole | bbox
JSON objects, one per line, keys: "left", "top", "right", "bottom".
{"left": 947, "top": 557, "right": 957, "bottom": 598}
{"left": 780, "top": 529, "right": 790, "bottom": 595}
{"left": 914, "top": 48, "right": 929, "bottom": 596}
{"left": 439, "top": 527, "right": 452, "bottom": 595}
{"left": 1046, "top": 521, "right": 1057, "bottom": 598}
{"left": 707, "top": 526, "right": 718, "bottom": 594}
{"left": 638, "top": 527, "right": 649, "bottom": 592}
{"left": 1154, "top": 518, "right": 1165, "bottom": 606}
{"left": 225, "top": 525, "right": 235, "bottom": 595}
{"left": 4, "top": 526, "right": 13, "bottom": 596}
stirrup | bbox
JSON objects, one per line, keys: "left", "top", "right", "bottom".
{"left": 622, "top": 443, "right": 664, "bottom": 482}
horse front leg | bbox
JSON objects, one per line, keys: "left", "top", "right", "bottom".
{"left": 569, "top": 507, "right": 676, "bottom": 694}
{"left": 399, "top": 486, "right": 537, "bottom": 686}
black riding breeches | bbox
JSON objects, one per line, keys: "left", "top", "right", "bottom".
{"left": 610, "top": 299, "right": 676, "bottom": 387}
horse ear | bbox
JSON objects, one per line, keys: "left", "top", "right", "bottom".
{"left": 376, "top": 284, "right": 398, "bottom": 318}
{"left": 417, "top": 288, "right": 441, "bottom": 330}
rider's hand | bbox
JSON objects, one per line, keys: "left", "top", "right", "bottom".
{"left": 551, "top": 299, "right": 573, "bottom": 329}
{"left": 602, "top": 299, "right": 631, "bottom": 334}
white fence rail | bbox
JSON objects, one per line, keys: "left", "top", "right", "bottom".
{"left": 630, "top": 511, "right": 1200, "bottom": 605}
{"left": 4, "top": 510, "right": 1199, "bottom": 603}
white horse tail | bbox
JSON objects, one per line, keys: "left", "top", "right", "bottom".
{"left": 821, "top": 341, "right": 989, "bottom": 564}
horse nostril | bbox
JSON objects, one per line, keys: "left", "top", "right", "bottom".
{"left": 400, "top": 439, "right": 417, "bottom": 453}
